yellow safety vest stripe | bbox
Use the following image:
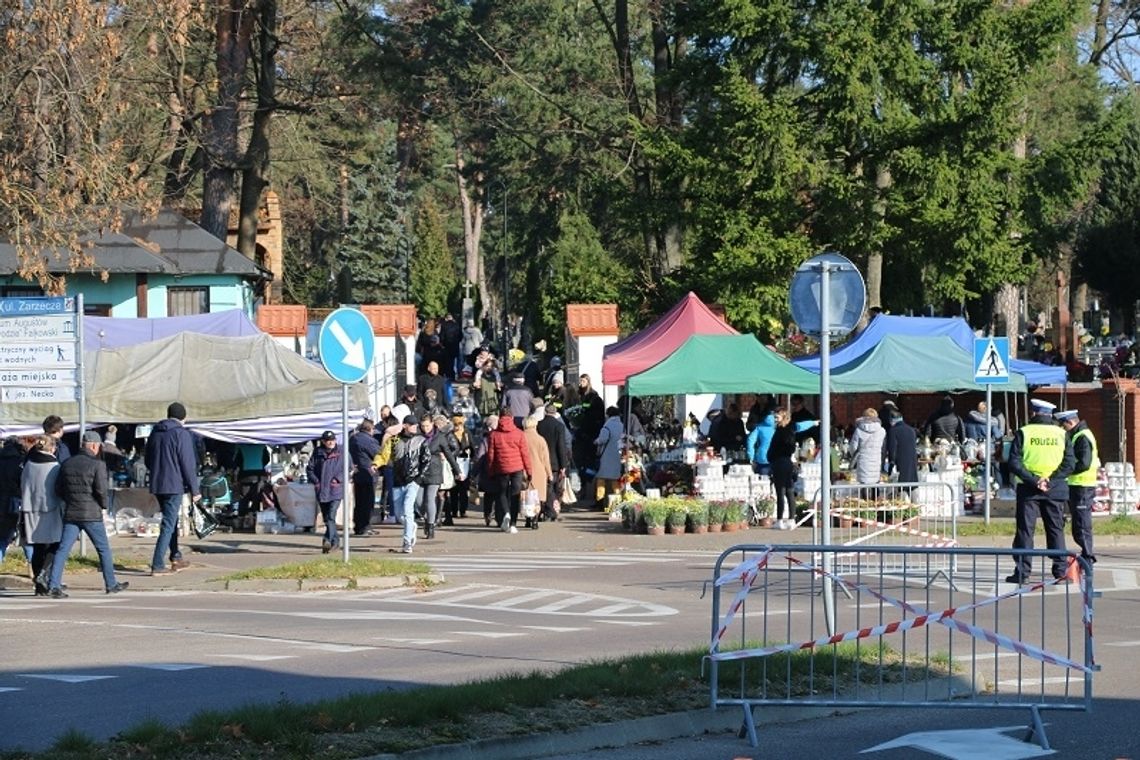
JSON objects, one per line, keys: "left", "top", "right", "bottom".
{"left": 1067, "top": 428, "right": 1100, "bottom": 487}
{"left": 1019, "top": 424, "right": 1066, "bottom": 479}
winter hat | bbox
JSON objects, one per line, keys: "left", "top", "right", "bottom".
{"left": 167, "top": 402, "right": 187, "bottom": 420}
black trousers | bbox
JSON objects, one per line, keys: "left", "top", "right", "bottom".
{"left": 1067, "top": 485, "right": 1096, "bottom": 562}
{"left": 31, "top": 542, "right": 58, "bottom": 587}
{"left": 494, "top": 471, "right": 525, "bottom": 526}
{"left": 1012, "top": 488, "right": 1067, "bottom": 579}
{"left": 445, "top": 483, "right": 468, "bottom": 519}
{"left": 352, "top": 474, "right": 376, "bottom": 534}
{"left": 770, "top": 458, "right": 797, "bottom": 521}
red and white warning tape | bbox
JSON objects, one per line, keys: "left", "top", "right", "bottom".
{"left": 710, "top": 548, "right": 1093, "bottom": 674}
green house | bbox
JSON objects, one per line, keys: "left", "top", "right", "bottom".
{"left": 0, "top": 209, "right": 271, "bottom": 317}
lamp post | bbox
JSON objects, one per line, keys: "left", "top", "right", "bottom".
{"left": 395, "top": 235, "right": 412, "bottom": 304}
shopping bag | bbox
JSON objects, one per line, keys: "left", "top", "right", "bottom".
{"left": 190, "top": 501, "right": 219, "bottom": 539}
{"left": 521, "top": 487, "right": 541, "bottom": 518}
{"left": 559, "top": 476, "right": 577, "bottom": 505}
{"left": 440, "top": 454, "right": 456, "bottom": 491}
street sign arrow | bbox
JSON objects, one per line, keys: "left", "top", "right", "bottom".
{"left": 329, "top": 319, "right": 366, "bottom": 370}
{"left": 862, "top": 725, "right": 1053, "bottom": 759}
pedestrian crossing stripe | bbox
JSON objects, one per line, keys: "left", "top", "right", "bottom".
{"left": 17, "top": 674, "right": 116, "bottom": 683}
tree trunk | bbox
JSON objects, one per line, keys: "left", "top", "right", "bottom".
{"left": 454, "top": 140, "right": 484, "bottom": 304}
{"left": 237, "top": 0, "right": 277, "bottom": 261}
{"left": 866, "top": 163, "right": 891, "bottom": 310}
{"left": 201, "top": 0, "right": 256, "bottom": 241}
{"left": 651, "top": 1, "right": 684, "bottom": 273}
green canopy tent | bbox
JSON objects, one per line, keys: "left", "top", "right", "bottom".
{"left": 625, "top": 334, "right": 821, "bottom": 396}
{"left": 829, "top": 335, "right": 1028, "bottom": 393}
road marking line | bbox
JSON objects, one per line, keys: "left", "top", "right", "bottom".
{"left": 216, "top": 654, "right": 295, "bottom": 662}
{"left": 384, "top": 638, "right": 455, "bottom": 645}
{"left": 412, "top": 587, "right": 505, "bottom": 604}
{"left": 458, "top": 631, "right": 526, "bottom": 638}
{"left": 0, "top": 687, "right": 24, "bottom": 693}
{"left": 996, "top": 676, "right": 1073, "bottom": 687}
{"left": 137, "top": 664, "right": 210, "bottom": 671}
{"left": 486, "top": 590, "right": 565, "bottom": 608}
{"left": 954, "top": 652, "right": 1022, "bottom": 660}
{"left": 530, "top": 594, "right": 599, "bottom": 613}
{"left": 520, "top": 626, "right": 588, "bottom": 632}
{"left": 1111, "top": 569, "right": 1138, "bottom": 589}
{"left": 590, "top": 603, "right": 636, "bottom": 615}
{"left": 1102, "top": 640, "right": 1140, "bottom": 647}
{"left": 593, "top": 620, "right": 658, "bottom": 626}
{"left": 17, "top": 674, "right": 116, "bottom": 683}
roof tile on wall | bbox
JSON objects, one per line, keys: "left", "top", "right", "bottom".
{"left": 257, "top": 305, "right": 308, "bottom": 336}
{"left": 360, "top": 304, "right": 417, "bottom": 336}
{"left": 567, "top": 304, "right": 618, "bottom": 337}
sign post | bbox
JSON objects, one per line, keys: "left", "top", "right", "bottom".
{"left": 974, "top": 337, "right": 1010, "bottom": 525}
{"left": 789, "top": 253, "right": 865, "bottom": 636}
{"left": 318, "top": 307, "right": 375, "bottom": 562}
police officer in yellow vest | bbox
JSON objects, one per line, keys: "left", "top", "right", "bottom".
{"left": 1005, "top": 398, "right": 1075, "bottom": 584}
{"left": 1055, "top": 408, "right": 1098, "bottom": 564}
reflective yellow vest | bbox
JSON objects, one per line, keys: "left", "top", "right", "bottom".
{"left": 1019, "top": 423, "right": 1065, "bottom": 480}
{"left": 1067, "top": 427, "right": 1100, "bottom": 487}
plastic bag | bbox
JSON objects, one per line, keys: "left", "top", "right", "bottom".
{"left": 190, "top": 501, "right": 219, "bottom": 539}
{"left": 440, "top": 454, "right": 456, "bottom": 491}
{"left": 521, "top": 488, "right": 541, "bottom": 518}
{"left": 559, "top": 476, "right": 576, "bottom": 505}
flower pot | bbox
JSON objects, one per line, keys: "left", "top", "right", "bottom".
{"left": 647, "top": 525, "right": 665, "bottom": 536}
{"left": 688, "top": 523, "right": 707, "bottom": 534}
{"left": 738, "top": 520, "right": 749, "bottom": 531}
{"left": 723, "top": 521, "right": 739, "bottom": 533}
{"left": 667, "top": 525, "right": 686, "bottom": 535}
{"left": 758, "top": 516, "right": 774, "bottom": 528}
{"left": 707, "top": 522, "right": 723, "bottom": 533}
{"left": 837, "top": 516, "right": 853, "bottom": 529}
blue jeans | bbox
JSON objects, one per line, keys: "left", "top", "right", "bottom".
{"left": 391, "top": 482, "right": 420, "bottom": 548}
{"left": 151, "top": 493, "right": 182, "bottom": 571}
{"left": 50, "top": 520, "right": 118, "bottom": 590}
{"left": 320, "top": 500, "right": 340, "bottom": 547}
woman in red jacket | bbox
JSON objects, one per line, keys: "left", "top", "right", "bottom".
{"left": 485, "top": 409, "right": 532, "bottom": 534}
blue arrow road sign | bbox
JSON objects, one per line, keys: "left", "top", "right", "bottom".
{"left": 318, "top": 307, "right": 375, "bottom": 384}
{"left": 973, "top": 336, "right": 1010, "bottom": 384}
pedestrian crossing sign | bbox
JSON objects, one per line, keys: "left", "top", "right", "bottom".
{"left": 973, "top": 337, "right": 1010, "bottom": 384}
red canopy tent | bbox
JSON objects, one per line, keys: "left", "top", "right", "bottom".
{"left": 601, "top": 291, "right": 737, "bottom": 386}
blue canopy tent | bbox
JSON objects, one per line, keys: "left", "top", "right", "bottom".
{"left": 791, "top": 315, "right": 1066, "bottom": 386}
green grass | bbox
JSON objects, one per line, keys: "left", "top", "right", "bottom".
{"left": 955, "top": 514, "right": 1140, "bottom": 537}
{"left": 219, "top": 556, "right": 431, "bottom": 582}
{"left": 0, "top": 644, "right": 953, "bottom": 760}
{"left": 0, "top": 551, "right": 150, "bottom": 576}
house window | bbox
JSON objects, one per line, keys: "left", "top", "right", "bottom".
{"left": 167, "top": 286, "right": 209, "bottom": 316}
{"left": 84, "top": 304, "right": 112, "bottom": 316}
{"left": 1, "top": 286, "right": 43, "bottom": 297}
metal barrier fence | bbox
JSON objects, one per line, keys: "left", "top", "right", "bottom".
{"left": 807, "top": 482, "right": 959, "bottom": 581}
{"left": 707, "top": 544, "right": 1097, "bottom": 750}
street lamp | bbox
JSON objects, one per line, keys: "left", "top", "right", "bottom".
{"left": 395, "top": 235, "right": 412, "bottom": 304}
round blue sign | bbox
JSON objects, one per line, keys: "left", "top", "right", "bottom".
{"left": 788, "top": 252, "right": 866, "bottom": 338}
{"left": 317, "top": 307, "right": 375, "bottom": 384}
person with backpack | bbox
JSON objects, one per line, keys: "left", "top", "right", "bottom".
{"left": 390, "top": 415, "right": 432, "bottom": 554}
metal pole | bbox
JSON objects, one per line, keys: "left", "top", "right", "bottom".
{"left": 984, "top": 383, "right": 993, "bottom": 525}
{"left": 819, "top": 263, "right": 835, "bottom": 635}
{"left": 342, "top": 383, "right": 351, "bottom": 562}
{"left": 76, "top": 294, "right": 88, "bottom": 558}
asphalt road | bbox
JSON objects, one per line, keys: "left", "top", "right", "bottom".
{"left": 3, "top": 521, "right": 1139, "bottom": 758}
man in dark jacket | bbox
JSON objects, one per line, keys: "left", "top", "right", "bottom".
{"left": 0, "top": 436, "right": 29, "bottom": 562}
{"left": 884, "top": 409, "right": 919, "bottom": 484}
{"left": 348, "top": 417, "right": 381, "bottom": 536}
{"left": 923, "top": 396, "right": 964, "bottom": 443}
{"left": 46, "top": 431, "right": 128, "bottom": 597}
{"left": 537, "top": 402, "right": 571, "bottom": 520}
{"left": 1006, "top": 399, "right": 1074, "bottom": 583}
{"left": 307, "top": 431, "right": 344, "bottom": 553}
{"left": 145, "top": 402, "right": 200, "bottom": 575}
{"left": 417, "top": 360, "right": 448, "bottom": 405}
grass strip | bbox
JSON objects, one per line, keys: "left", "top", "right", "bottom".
{"left": 955, "top": 514, "right": 1140, "bottom": 537}
{"left": 0, "top": 643, "right": 952, "bottom": 760}
{"left": 219, "top": 556, "right": 431, "bottom": 582}
{"left": 0, "top": 552, "right": 150, "bottom": 577}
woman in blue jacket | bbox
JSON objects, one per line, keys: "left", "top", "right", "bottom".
{"left": 746, "top": 410, "right": 777, "bottom": 475}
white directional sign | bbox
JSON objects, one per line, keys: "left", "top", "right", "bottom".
{"left": 1, "top": 386, "right": 77, "bottom": 404}
{"left": 0, "top": 343, "right": 76, "bottom": 369}
{"left": 863, "top": 725, "right": 1054, "bottom": 758}
{"left": 317, "top": 307, "right": 375, "bottom": 385}
{"left": 0, "top": 369, "right": 78, "bottom": 386}
{"left": 0, "top": 314, "right": 77, "bottom": 343}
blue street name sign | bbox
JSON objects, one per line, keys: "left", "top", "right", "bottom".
{"left": 318, "top": 307, "right": 375, "bottom": 384}
{"left": 973, "top": 337, "right": 1010, "bottom": 384}
{"left": 0, "top": 296, "right": 74, "bottom": 316}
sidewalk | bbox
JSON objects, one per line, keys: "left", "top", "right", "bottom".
{"left": 3, "top": 504, "right": 1136, "bottom": 594}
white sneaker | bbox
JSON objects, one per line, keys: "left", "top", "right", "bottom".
{"left": 509, "top": 526, "right": 518, "bottom": 534}
{"left": 501, "top": 516, "right": 511, "bottom": 533}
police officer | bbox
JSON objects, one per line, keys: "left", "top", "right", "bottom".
{"left": 1006, "top": 398, "right": 1074, "bottom": 583}
{"left": 1055, "top": 408, "right": 1098, "bottom": 565}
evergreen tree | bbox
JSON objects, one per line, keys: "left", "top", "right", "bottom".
{"left": 411, "top": 197, "right": 459, "bottom": 318}
{"left": 340, "top": 134, "right": 410, "bottom": 304}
